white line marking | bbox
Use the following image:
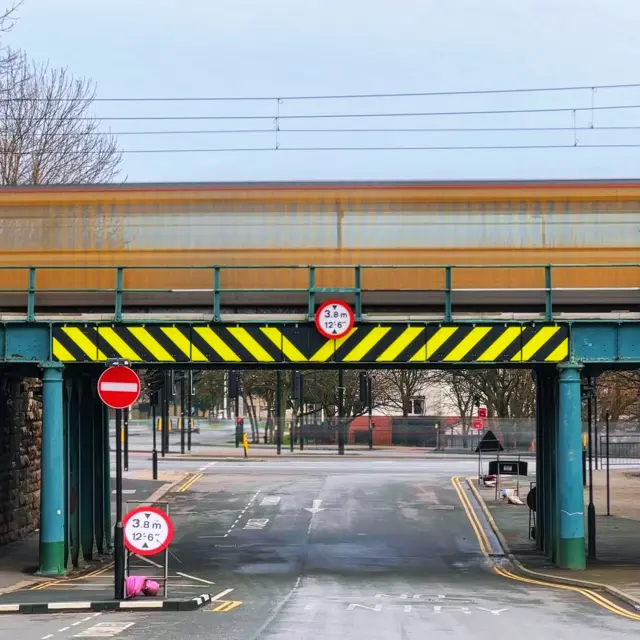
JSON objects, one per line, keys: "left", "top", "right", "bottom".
{"left": 119, "top": 600, "right": 164, "bottom": 609}
{"left": 41, "top": 635, "right": 53, "bottom": 639}
{"left": 304, "top": 499, "right": 324, "bottom": 514}
{"left": 243, "top": 518, "right": 269, "bottom": 530}
{"left": 49, "top": 602, "right": 92, "bottom": 610}
{"left": 58, "top": 628, "right": 70, "bottom": 633}
{"left": 176, "top": 571, "right": 215, "bottom": 585}
{"left": 99, "top": 382, "right": 139, "bottom": 392}
{"left": 211, "top": 588, "right": 234, "bottom": 601}
{"left": 133, "top": 554, "right": 163, "bottom": 568}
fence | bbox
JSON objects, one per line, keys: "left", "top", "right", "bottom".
{"left": 598, "top": 434, "right": 640, "bottom": 467}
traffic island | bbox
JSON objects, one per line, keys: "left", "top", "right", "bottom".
{"left": 466, "top": 475, "right": 640, "bottom": 611}
{"left": 0, "top": 592, "right": 215, "bottom": 615}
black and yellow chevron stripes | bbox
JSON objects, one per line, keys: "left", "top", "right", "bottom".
{"left": 51, "top": 323, "right": 569, "bottom": 365}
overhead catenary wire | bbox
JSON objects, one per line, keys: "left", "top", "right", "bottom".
{"left": 6, "top": 143, "right": 640, "bottom": 155}
{"left": 35, "top": 125, "right": 640, "bottom": 136}
{"left": 4, "top": 81, "right": 640, "bottom": 102}
{"left": 25, "top": 102, "right": 640, "bottom": 122}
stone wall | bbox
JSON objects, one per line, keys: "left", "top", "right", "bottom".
{"left": 0, "top": 377, "right": 42, "bottom": 545}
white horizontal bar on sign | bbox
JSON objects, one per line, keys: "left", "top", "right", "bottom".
{"left": 99, "top": 382, "right": 139, "bottom": 392}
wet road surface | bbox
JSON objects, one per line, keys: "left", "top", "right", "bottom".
{"left": 5, "top": 458, "right": 639, "bottom": 639}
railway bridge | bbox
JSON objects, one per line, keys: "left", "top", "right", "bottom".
{"left": 0, "top": 180, "right": 639, "bottom": 577}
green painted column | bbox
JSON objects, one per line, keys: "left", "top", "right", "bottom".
{"left": 548, "top": 375, "right": 560, "bottom": 563}
{"left": 102, "top": 404, "right": 112, "bottom": 551}
{"left": 63, "top": 380, "right": 70, "bottom": 570}
{"left": 79, "top": 377, "right": 96, "bottom": 560}
{"left": 540, "top": 373, "right": 553, "bottom": 560}
{"left": 534, "top": 371, "right": 545, "bottom": 553}
{"left": 38, "top": 364, "right": 66, "bottom": 577}
{"left": 557, "top": 363, "right": 586, "bottom": 570}
{"left": 93, "top": 381, "right": 106, "bottom": 554}
{"left": 68, "top": 377, "right": 83, "bottom": 568}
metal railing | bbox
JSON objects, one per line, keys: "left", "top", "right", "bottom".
{"left": 0, "top": 262, "right": 637, "bottom": 322}
{"left": 599, "top": 435, "right": 640, "bottom": 467}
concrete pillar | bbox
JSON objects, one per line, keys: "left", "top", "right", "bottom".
{"left": 38, "top": 365, "right": 66, "bottom": 576}
{"left": 557, "top": 363, "right": 586, "bottom": 570}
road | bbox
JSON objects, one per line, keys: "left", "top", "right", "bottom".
{"left": 4, "top": 458, "right": 639, "bottom": 639}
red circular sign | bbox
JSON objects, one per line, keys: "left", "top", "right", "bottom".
{"left": 97, "top": 366, "right": 141, "bottom": 410}
{"left": 314, "top": 300, "right": 355, "bottom": 340}
{"left": 123, "top": 506, "right": 174, "bottom": 556}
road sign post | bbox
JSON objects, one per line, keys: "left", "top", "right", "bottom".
{"left": 123, "top": 503, "right": 174, "bottom": 599}
{"left": 97, "top": 362, "right": 141, "bottom": 601}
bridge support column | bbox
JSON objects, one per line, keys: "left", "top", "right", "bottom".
{"left": 93, "top": 383, "right": 106, "bottom": 554}
{"left": 79, "top": 377, "right": 97, "bottom": 560}
{"left": 102, "top": 404, "right": 112, "bottom": 551}
{"left": 557, "top": 363, "right": 586, "bottom": 570}
{"left": 536, "top": 371, "right": 557, "bottom": 560}
{"left": 38, "top": 364, "right": 66, "bottom": 576}
{"left": 67, "top": 377, "right": 84, "bottom": 569}
{"left": 534, "top": 371, "right": 545, "bottom": 552}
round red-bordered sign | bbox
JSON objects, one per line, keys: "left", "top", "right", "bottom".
{"left": 97, "top": 366, "right": 141, "bottom": 410}
{"left": 122, "top": 505, "right": 174, "bottom": 556}
{"left": 314, "top": 299, "right": 355, "bottom": 340}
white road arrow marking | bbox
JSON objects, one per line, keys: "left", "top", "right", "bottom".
{"left": 304, "top": 499, "right": 324, "bottom": 514}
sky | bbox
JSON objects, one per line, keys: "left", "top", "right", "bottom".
{"left": 8, "top": 0, "right": 640, "bottom": 182}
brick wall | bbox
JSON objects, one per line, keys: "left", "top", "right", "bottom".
{"left": 0, "top": 377, "right": 42, "bottom": 545}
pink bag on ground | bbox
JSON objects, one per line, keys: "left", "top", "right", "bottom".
{"left": 125, "top": 576, "right": 160, "bottom": 599}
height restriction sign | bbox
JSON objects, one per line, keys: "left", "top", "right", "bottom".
{"left": 123, "top": 506, "right": 174, "bottom": 556}
{"left": 314, "top": 300, "right": 355, "bottom": 339}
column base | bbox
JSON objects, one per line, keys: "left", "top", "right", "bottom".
{"left": 558, "top": 537, "right": 586, "bottom": 570}
{"left": 37, "top": 541, "right": 66, "bottom": 577}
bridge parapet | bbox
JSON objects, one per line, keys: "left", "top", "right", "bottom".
{"left": 0, "top": 263, "right": 638, "bottom": 323}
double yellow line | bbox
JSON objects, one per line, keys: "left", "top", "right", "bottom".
{"left": 209, "top": 600, "right": 243, "bottom": 613}
{"left": 177, "top": 472, "right": 203, "bottom": 493}
{"left": 31, "top": 562, "right": 114, "bottom": 591}
{"left": 451, "top": 476, "right": 640, "bottom": 622}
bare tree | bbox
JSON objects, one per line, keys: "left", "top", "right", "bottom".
{"left": 0, "top": 2, "right": 22, "bottom": 72}
{"left": 376, "top": 370, "right": 435, "bottom": 416}
{"left": 0, "top": 50, "right": 122, "bottom": 184}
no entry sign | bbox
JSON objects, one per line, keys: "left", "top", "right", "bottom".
{"left": 98, "top": 366, "right": 141, "bottom": 410}
{"left": 123, "top": 506, "right": 174, "bottom": 556}
{"left": 314, "top": 299, "right": 355, "bottom": 339}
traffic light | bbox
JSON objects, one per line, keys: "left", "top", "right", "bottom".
{"left": 359, "top": 372, "right": 368, "bottom": 404}
{"left": 228, "top": 370, "right": 241, "bottom": 397}
{"left": 290, "top": 370, "right": 303, "bottom": 401}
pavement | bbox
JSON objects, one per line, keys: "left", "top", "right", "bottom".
{"left": 469, "top": 468, "right": 640, "bottom": 608}
{"left": 1, "top": 457, "right": 640, "bottom": 638}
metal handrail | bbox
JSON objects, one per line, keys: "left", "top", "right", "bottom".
{"left": 0, "top": 262, "right": 636, "bottom": 323}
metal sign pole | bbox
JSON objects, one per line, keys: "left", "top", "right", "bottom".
{"left": 124, "top": 407, "right": 129, "bottom": 472}
{"left": 606, "top": 411, "right": 611, "bottom": 517}
{"left": 152, "top": 395, "right": 158, "bottom": 480}
{"left": 187, "top": 371, "right": 193, "bottom": 452}
{"left": 114, "top": 408, "right": 125, "bottom": 599}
